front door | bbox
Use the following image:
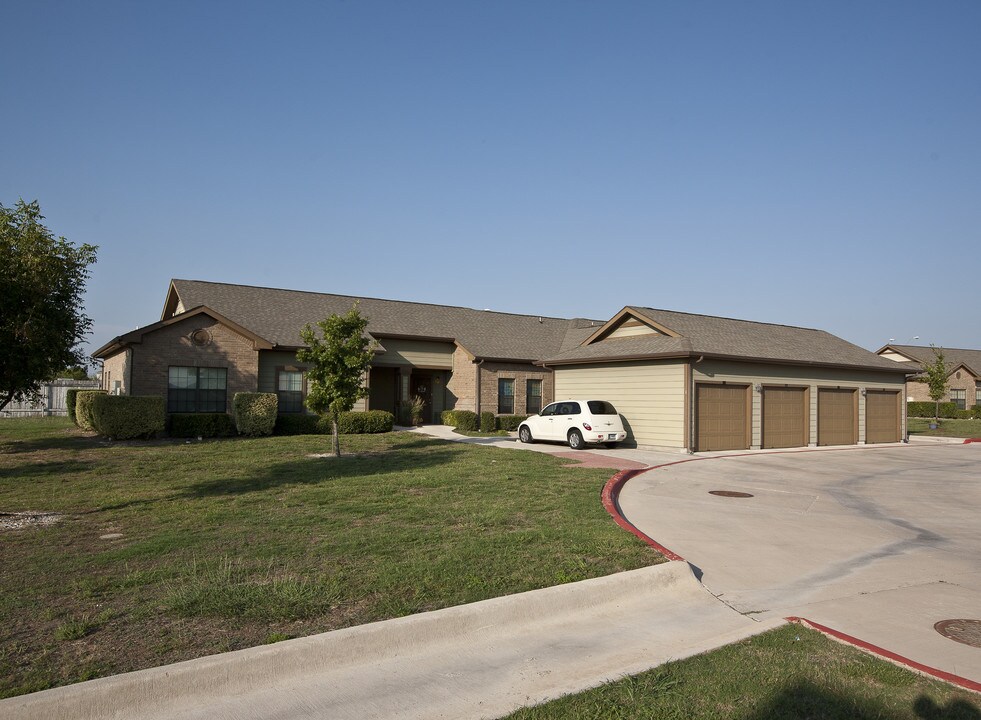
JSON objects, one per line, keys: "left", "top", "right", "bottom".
{"left": 410, "top": 374, "right": 433, "bottom": 423}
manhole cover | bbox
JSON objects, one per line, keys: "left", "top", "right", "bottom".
{"left": 935, "top": 619, "right": 981, "bottom": 648}
{"left": 708, "top": 490, "right": 754, "bottom": 498}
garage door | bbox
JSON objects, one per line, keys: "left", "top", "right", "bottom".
{"left": 695, "top": 384, "right": 749, "bottom": 451}
{"left": 762, "top": 387, "right": 807, "bottom": 449}
{"left": 866, "top": 390, "right": 901, "bottom": 444}
{"left": 818, "top": 388, "right": 857, "bottom": 446}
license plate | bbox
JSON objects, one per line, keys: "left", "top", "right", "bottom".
{"left": 608, "top": 434, "right": 617, "bottom": 440}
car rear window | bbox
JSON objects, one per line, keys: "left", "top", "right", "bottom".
{"left": 587, "top": 401, "right": 618, "bottom": 415}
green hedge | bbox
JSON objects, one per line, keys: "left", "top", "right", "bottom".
{"left": 480, "top": 411, "right": 496, "bottom": 433}
{"left": 339, "top": 410, "right": 394, "bottom": 434}
{"left": 89, "top": 395, "right": 166, "bottom": 440}
{"left": 452, "top": 410, "right": 478, "bottom": 432}
{"left": 66, "top": 388, "right": 100, "bottom": 426}
{"left": 168, "top": 413, "right": 236, "bottom": 438}
{"left": 274, "top": 414, "right": 322, "bottom": 436}
{"left": 497, "top": 414, "right": 529, "bottom": 431}
{"left": 274, "top": 411, "right": 395, "bottom": 435}
{"left": 907, "top": 401, "right": 959, "bottom": 418}
{"left": 440, "top": 410, "right": 457, "bottom": 426}
{"left": 233, "top": 393, "right": 278, "bottom": 436}
{"left": 973, "top": 406, "right": 981, "bottom": 419}
{"left": 74, "top": 390, "right": 108, "bottom": 430}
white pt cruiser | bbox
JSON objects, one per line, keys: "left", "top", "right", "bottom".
{"left": 517, "top": 400, "right": 628, "bottom": 450}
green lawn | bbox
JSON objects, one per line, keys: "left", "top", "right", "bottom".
{"left": 908, "top": 417, "right": 981, "bottom": 438}
{"left": 505, "top": 624, "right": 979, "bottom": 719}
{"left": 0, "top": 418, "right": 660, "bottom": 698}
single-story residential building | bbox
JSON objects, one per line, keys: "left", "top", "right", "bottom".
{"left": 876, "top": 344, "right": 981, "bottom": 410}
{"left": 94, "top": 280, "right": 911, "bottom": 452}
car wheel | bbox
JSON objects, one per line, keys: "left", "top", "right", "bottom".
{"left": 519, "top": 425, "right": 533, "bottom": 444}
{"left": 603, "top": 442, "right": 619, "bottom": 449}
{"left": 568, "top": 429, "right": 585, "bottom": 450}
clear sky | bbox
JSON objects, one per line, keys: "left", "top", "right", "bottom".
{"left": 4, "top": 1, "right": 979, "bottom": 357}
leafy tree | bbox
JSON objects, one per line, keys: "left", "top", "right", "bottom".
{"left": 0, "top": 200, "right": 98, "bottom": 411}
{"left": 296, "top": 305, "right": 375, "bottom": 457}
{"left": 55, "top": 365, "right": 92, "bottom": 381}
{"left": 919, "top": 345, "right": 950, "bottom": 422}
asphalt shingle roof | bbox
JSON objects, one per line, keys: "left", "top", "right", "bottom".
{"left": 544, "top": 306, "right": 910, "bottom": 373}
{"left": 884, "top": 345, "right": 981, "bottom": 376}
{"left": 171, "top": 279, "right": 601, "bottom": 361}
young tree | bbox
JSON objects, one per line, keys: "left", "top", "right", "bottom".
{"left": 0, "top": 200, "right": 98, "bottom": 411}
{"left": 920, "top": 345, "right": 950, "bottom": 422}
{"left": 296, "top": 305, "right": 375, "bottom": 457}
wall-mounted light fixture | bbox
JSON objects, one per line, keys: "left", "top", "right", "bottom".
{"left": 860, "top": 388, "right": 867, "bottom": 397}
{"left": 753, "top": 383, "right": 763, "bottom": 393}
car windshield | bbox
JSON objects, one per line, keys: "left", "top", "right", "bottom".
{"left": 587, "top": 401, "right": 618, "bottom": 415}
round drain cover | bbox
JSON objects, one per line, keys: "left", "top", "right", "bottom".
{"left": 935, "top": 619, "right": 981, "bottom": 648}
{"left": 708, "top": 490, "right": 754, "bottom": 498}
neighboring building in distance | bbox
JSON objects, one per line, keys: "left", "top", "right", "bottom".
{"left": 876, "top": 344, "right": 981, "bottom": 410}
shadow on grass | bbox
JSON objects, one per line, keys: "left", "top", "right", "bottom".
{"left": 740, "top": 682, "right": 979, "bottom": 720}
{"left": 177, "top": 446, "right": 462, "bottom": 498}
{"left": 0, "top": 459, "right": 94, "bottom": 480}
{"left": 0, "top": 434, "right": 101, "bottom": 454}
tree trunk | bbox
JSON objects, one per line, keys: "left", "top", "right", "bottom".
{"left": 332, "top": 412, "right": 341, "bottom": 457}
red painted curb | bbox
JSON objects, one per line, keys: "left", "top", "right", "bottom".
{"left": 786, "top": 617, "right": 981, "bottom": 694}
{"left": 601, "top": 467, "right": 686, "bottom": 561}
{"left": 964, "top": 438, "right": 981, "bottom": 444}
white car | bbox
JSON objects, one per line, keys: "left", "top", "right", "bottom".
{"left": 518, "top": 400, "right": 628, "bottom": 450}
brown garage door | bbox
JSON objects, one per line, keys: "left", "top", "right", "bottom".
{"left": 818, "top": 388, "right": 857, "bottom": 446}
{"left": 762, "top": 387, "right": 807, "bottom": 449}
{"left": 866, "top": 390, "right": 901, "bottom": 444}
{"left": 696, "top": 384, "right": 749, "bottom": 451}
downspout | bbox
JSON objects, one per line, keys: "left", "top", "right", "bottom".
{"left": 474, "top": 359, "right": 485, "bottom": 415}
{"left": 688, "top": 355, "right": 704, "bottom": 454}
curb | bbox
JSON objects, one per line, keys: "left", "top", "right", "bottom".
{"left": 786, "top": 617, "right": 981, "bottom": 694}
{"left": 603, "top": 449, "right": 981, "bottom": 694}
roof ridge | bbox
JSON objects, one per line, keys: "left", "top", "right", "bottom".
{"left": 172, "top": 278, "right": 576, "bottom": 324}
{"left": 632, "top": 305, "right": 827, "bottom": 334}
{"left": 892, "top": 343, "right": 981, "bottom": 353}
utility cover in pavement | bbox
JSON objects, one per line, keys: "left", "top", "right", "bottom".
{"left": 708, "top": 490, "right": 754, "bottom": 498}
{"left": 935, "top": 619, "right": 981, "bottom": 648}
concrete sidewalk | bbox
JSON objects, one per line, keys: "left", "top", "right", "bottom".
{"left": 2, "top": 563, "right": 780, "bottom": 720}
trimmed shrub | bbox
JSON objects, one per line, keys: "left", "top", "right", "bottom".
{"left": 440, "top": 410, "right": 457, "bottom": 427}
{"left": 480, "top": 411, "right": 496, "bottom": 433}
{"left": 89, "top": 395, "right": 166, "bottom": 440}
{"left": 233, "top": 393, "right": 278, "bottom": 437}
{"left": 274, "top": 414, "right": 322, "bottom": 436}
{"left": 169, "top": 413, "right": 236, "bottom": 438}
{"left": 497, "top": 414, "right": 529, "bottom": 432}
{"left": 906, "top": 401, "right": 958, "bottom": 418}
{"left": 453, "top": 410, "right": 478, "bottom": 432}
{"left": 954, "top": 409, "right": 974, "bottom": 419}
{"left": 66, "top": 388, "right": 88, "bottom": 426}
{"left": 973, "top": 406, "right": 981, "bottom": 420}
{"left": 75, "top": 390, "right": 108, "bottom": 430}
{"left": 339, "top": 410, "right": 394, "bottom": 434}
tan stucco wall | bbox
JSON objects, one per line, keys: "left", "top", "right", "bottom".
{"left": 446, "top": 346, "right": 476, "bottom": 413}
{"left": 553, "top": 360, "right": 687, "bottom": 449}
{"left": 693, "top": 360, "right": 907, "bottom": 448}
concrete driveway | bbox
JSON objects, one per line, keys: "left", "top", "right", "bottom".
{"left": 617, "top": 443, "right": 981, "bottom": 686}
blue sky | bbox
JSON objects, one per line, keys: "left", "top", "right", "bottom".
{"left": 4, "top": 1, "right": 979, "bottom": 357}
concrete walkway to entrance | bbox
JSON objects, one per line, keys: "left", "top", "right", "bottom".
{"left": 616, "top": 443, "right": 981, "bottom": 688}
{"left": 2, "top": 563, "right": 779, "bottom": 720}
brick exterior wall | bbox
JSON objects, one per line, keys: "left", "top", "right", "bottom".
{"left": 479, "top": 361, "right": 553, "bottom": 416}
{"left": 129, "top": 316, "right": 259, "bottom": 413}
{"left": 101, "top": 350, "right": 129, "bottom": 393}
{"left": 446, "top": 345, "right": 477, "bottom": 412}
{"left": 905, "top": 367, "right": 980, "bottom": 408}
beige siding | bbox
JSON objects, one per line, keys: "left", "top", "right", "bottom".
{"left": 879, "top": 350, "right": 914, "bottom": 363}
{"left": 606, "top": 324, "right": 660, "bottom": 339}
{"left": 374, "top": 339, "right": 454, "bottom": 368}
{"left": 554, "top": 361, "right": 686, "bottom": 449}
{"left": 693, "top": 360, "right": 906, "bottom": 448}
